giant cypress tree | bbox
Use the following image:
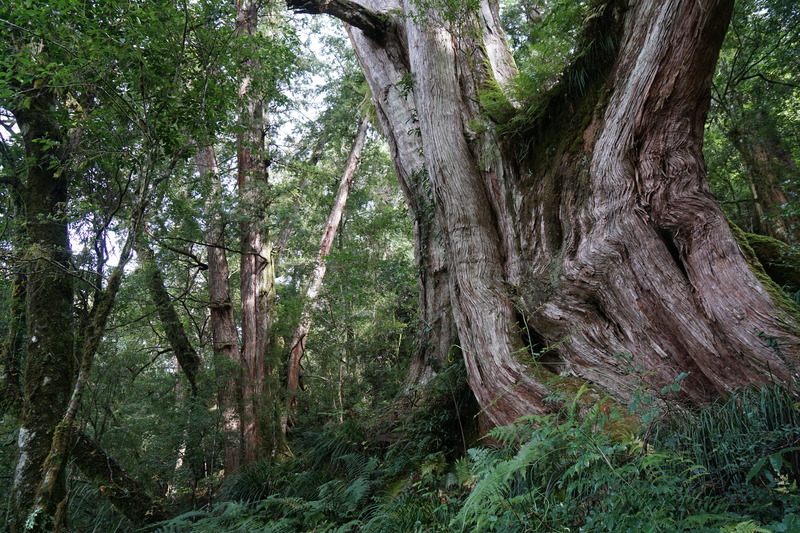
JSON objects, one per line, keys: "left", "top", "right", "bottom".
{"left": 286, "top": 0, "right": 800, "bottom": 427}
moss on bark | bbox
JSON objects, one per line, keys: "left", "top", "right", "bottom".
{"left": 744, "top": 232, "right": 800, "bottom": 292}
{"left": 729, "top": 223, "right": 800, "bottom": 329}
{"left": 10, "top": 88, "right": 76, "bottom": 532}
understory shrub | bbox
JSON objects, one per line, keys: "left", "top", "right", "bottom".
{"left": 154, "top": 385, "right": 800, "bottom": 532}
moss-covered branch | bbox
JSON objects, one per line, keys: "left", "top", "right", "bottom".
{"left": 70, "top": 430, "right": 168, "bottom": 527}
{"left": 135, "top": 238, "right": 203, "bottom": 397}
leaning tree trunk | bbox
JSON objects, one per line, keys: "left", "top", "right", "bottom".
{"left": 291, "top": 0, "right": 800, "bottom": 429}
{"left": 284, "top": 116, "right": 368, "bottom": 431}
{"left": 69, "top": 430, "right": 167, "bottom": 527}
{"left": 135, "top": 237, "right": 203, "bottom": 397}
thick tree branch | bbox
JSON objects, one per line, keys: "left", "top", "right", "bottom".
{"left": 70, "top": 430, "right": 168, "bottom": 527}
{"left": 286, "top": 0, "right": 390, "bottom": 43}
{"left": 135, "top": 237, "right": 203, "bottom": 397}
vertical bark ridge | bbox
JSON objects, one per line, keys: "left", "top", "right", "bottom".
{"left": 235, "top": 0, "right": 277, "bottom": 462}
{"left": 201, "top": 145, "right": 244, "bottom": 475}
{"left": 346, "top": 8, "right": 458, "bottom": 396}
{"left": 404, "top": 0, "right": 550, "bottom": 426}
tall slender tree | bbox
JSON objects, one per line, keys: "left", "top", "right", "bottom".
{"left": 201, "top": 144, "right": 246, "bottom": 474}
{"left": 284, "top": 116, "right": 369, "bottom": 432}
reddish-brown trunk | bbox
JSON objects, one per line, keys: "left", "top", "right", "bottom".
{"left": 200, "top": 145, "right": 244, "bottom": 474}
{"left": 235, "top": 0, "right": 278, "bottom": 462}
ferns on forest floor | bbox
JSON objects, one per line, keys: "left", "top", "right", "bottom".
{"left": 153, "top": 385, "right": 800, "bottom": 533}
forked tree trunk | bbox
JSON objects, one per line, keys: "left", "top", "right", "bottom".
{"left": 284, "top": 116, "right": 368, "bottom": 431}
{"left": 291, "top": 0, "right": 800, "bottom": 429}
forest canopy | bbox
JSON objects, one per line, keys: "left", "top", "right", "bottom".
{"left": 1, "top": 0, "right": 800, "bottom": 531}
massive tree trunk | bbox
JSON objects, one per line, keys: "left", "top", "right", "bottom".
{"left": 290, "top": 0, "right": 800, "bottom": 429}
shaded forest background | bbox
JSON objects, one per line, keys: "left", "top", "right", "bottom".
{"left": 1, "top": 0, "right": 800, "bottom": 531}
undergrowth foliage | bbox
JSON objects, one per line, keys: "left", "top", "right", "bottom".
{"left": 152, "top": 383, "right": 800, "bottom": 532}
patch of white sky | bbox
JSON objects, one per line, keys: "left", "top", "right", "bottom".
{"left": 1, "top": 12, "right": 351, "bottom": 271}
{"left": 274, "top": 14, "right": 351, "bottom": 162}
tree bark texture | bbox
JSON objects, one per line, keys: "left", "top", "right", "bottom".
{"left": 29, "top": 203, "right": 142, "bottom": 531}
{"left": 236, "top": 0, "right": 280, "bottom": 462}
{"left": 1, "top": 268, "right": 26, "bottom": 414}
{"left": 11, "top": 89, "right": 76, "bottom": 532}
{"left": 285, "top": 116, "right": 368, "bottom": 429}
{"left": 292, "top": 0, "right": 800, "bottom": 430}
{"left": 201, "top": 145, "right": 245, "bottom": 475}
{"left": 344, "top": 13, "right": 457, "bottom": 402}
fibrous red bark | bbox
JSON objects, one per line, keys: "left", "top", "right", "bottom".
{"left": 289, "top": 0, "right": 800, "bottom": 430}
{"left": 235, "top": 0, "right": 279, "bottom": 462}
{"left": 201, "top": 145, "right": 245, "bottom": 475}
